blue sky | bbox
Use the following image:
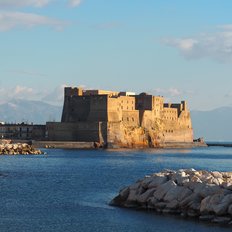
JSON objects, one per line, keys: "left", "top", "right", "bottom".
{"left": 1, "top": 0, "right": 232, "bottom": 110}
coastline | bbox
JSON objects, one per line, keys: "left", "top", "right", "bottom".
{"left": 21, "top": 140, "right": 208, "bottom": 149}
{"left": 207, "top": 142, "right": 232, "bottom": 147}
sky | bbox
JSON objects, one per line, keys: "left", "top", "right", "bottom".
{"left": 1, "top": 0, "right": 232, "bottom": 110}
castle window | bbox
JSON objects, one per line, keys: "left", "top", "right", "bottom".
{"left": 121, "top": 106, "right": 123, "bottom": 110}
{"left": 132, "top": 118, "right": 134, "bottom": 121}
{"left": 127, "top": 117, "right": 129, "bottom": 121}
{"left": 127, "top": 106, "right": 129, "bottom": 110}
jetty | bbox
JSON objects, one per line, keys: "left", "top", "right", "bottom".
{"left": 207, "top": 142, "right": 232, "bottom": 147}
{"left": 0, "top": 140, "right": 43, "bottom": 155}
{"left": 111, "top": 169, "right": 232, "bottom": 225}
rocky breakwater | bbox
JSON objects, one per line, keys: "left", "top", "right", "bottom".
{"left": 110, "top": 169, "right": 232, "bottom": 225}
{"left": 0, "top": 143, "right": 43, "bottom": 155}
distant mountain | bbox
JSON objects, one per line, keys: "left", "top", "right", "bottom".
{"left": 191, "top": 107, "right": 232, "bottom": 142}
{"left": 0, "top": 99, "right": 62, "bottom": 124}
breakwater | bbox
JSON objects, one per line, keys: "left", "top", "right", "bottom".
{"left": 111, "top": 169, "right": 232, "bottom": 225}
{"left": 207, "top": 143, "right": 232, "bottom": 147}
{"left": 0, "top": 142, "right": 43, "bottom": 155}
{"left": 32, "top": 141, "right": 96, "bottom": 149}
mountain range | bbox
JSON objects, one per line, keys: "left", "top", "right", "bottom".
{"left": 191, "top": 107, "right": 232, "bottom": 142}
{"left": 0, "top": 99, "right": 62, "bottom": 124}
{"left": 0, "top": 99, "right": 231, "bottom": 141}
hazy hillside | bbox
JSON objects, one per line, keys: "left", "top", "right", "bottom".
{"left": 0, "top": 99, "right": 62, "bottom": 124}
{"left": 191, "top": 107, "right": 232, "bottom": 142}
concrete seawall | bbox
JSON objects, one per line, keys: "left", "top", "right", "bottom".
{"left": 11, "top": 139, "right": 207, "bottom": 149}
{"left": 31, "top": 141, "right": 206, "bottom": 149}
{"left": 32, "top": 141, "right": 96, "bottom": 149}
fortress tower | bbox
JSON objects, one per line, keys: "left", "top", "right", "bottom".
{"left": 47, "top": 87, "right": 193, "bottom": 148}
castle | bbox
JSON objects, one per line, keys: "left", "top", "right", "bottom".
{"left": 47, "top": 87, "right": 193, "bottom": 148}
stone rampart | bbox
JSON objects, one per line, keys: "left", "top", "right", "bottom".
{"left": 48, "top": 87, "right": 195, "bottom": 148}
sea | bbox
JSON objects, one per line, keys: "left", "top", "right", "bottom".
{"left": 0, "top": 147, "right": 231, "bottom": 232}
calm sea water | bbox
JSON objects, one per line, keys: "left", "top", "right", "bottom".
{"left": 0, "top": 147, "right": 232, "bottom": 232}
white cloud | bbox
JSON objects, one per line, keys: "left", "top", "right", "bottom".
{"left": 0, "top": 85, "right": 66, "bottom": 105}
{"left": 153, "top": 88, "right": 182, "bottom": 97}
{"left": 0, "top": 0, "right": 83, "bottom": 8}
{"left": 163, "top": 25, "right": 232, "bottom": 62}
{"left": 14, "top": 86, "right": 33, "bottom": 95}
{"left": 42, "top": 84, "right": 67, "bottom": 105}
{"left": 0, "top": 11, "right": 67, "bottom": 31}
{"left": 69, "top": 0, "right": 82, "bottom": 7}
{"left": 0, "top": 85, "right": 39, "bottom": 103}
{"left": 164, "top": 38, "right": 198, "bottom": 52}
{"left": 0, "top": 0, "right": 52, "bottom": 8}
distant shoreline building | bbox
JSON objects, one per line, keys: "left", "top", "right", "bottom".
{"left": 0, "top": 123, "right": 46, "bottom": 140}
{"left": 47, "top": 87, "right": 193, "bottom": 148}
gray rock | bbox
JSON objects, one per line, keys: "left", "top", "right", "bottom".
{"left": 228, "top": 204, "right": 232, "bottom": 215}
{"left": 199, "top": 215, "right": 215, "bottom": 221}
{"left": 148, "top": 175, "right": 168, "bottom": 189}
{"left": 153, "top": 180, "right": 176, "bottom": 201}
{"left": 212, "top": 217, "right": 231, "bottom": 224}
{"left": 127, "top": 189, "right": 137, "bottom": 202}
{"left": 163, "top": 185, "right": 186, "bottom": 202}
{"left": 166, "top": 200, "right": 179, "bottom": 209}
{"left": 213, "top": 194, "right": 232, "bottom": 215}
{"left": 111, "top": 169, "right": 232, "bottom": 225}
{"left": 137, "top": 188, "right": 156, "bottom": 204}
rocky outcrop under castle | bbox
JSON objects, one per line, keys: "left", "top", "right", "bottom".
{"left": 110, "top": 169, "right": 232, "bottom": 225}
{"left": 0, "top": 141, "right": 43, "bottom": 155}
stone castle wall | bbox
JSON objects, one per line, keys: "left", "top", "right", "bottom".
{"left": 48, "top": 87, "right": 194, "bottom": 148}
{"left": 47, "top": 122, "right": 107, "bottom": 143}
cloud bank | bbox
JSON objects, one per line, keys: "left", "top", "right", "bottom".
{"left": 69, "top": 0, "right": 82, "bottom": 8}
{"left": 0, "top": 85, "right": 66, "bottom": 105}
{"left": 163, "top": 25, "right": 232, "bottom": 63}
{"left": 0, "top": 0, "right": 82, "bottom": 8}
{"left": 153, "top": 88, "right": 182, "bottom": 97}
{"left": 0, "top": 0, "right": 82, "bottom": 32}
{"left": 0, "top": 11, "right": 67, "bottom": 31}
{"left": 0, "top": 0, "right": 52, "bottom": 8}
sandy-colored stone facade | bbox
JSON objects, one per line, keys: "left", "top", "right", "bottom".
{"left": 47, "top": 87, "right": 193, "bottom": 148}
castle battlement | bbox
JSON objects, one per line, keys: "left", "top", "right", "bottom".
{"left": 47, "top": 87, "right": 193, "bottom": 148}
